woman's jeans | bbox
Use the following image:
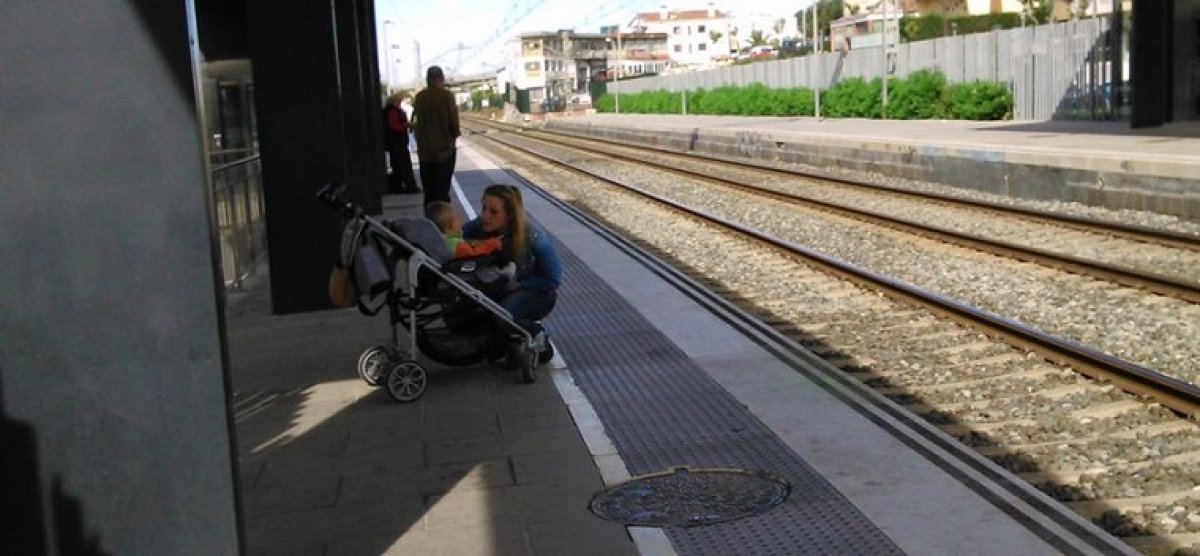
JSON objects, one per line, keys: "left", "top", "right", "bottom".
{"left": 501, "top": 288, "right": 557, "bottom": 331}
{"left": 491, "top": 288, "right": 556, "bottom": 357}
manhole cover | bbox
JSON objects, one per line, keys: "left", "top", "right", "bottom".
{"left": 589, "top": 467, "right": 790, "bottom": 527}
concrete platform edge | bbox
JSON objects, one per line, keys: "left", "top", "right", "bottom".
{"left": 545, "top": 117, "right": 1200, "bottom": 221}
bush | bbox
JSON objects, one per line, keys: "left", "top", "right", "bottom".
{"left": 591, "top": 71, "right": 1009, "bottom": 121}
{"left": 823, "top": 77, "right": 881, "bottom": 118}
{"left": 901, "top": 13, "right": 1024, "bottom": 42}
{"left": 691, "top": 86, "right": 741, "bottom": 115}
{"left": 901, "top": 14, "right": 944, "bottom": 42}
{"left": 944, "top": 81, "right": 1012, "bottom": 120}
{"left": 594, "top": 94, "right": 615, "bottom": 112}
{"left": 887, "top": 69, "right": 946, "bottom": 119}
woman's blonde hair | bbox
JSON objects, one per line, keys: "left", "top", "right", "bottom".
{"left": 483, "top": 184, "right": 527, "bottom": 259}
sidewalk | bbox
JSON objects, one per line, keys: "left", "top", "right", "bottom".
{"left": 226, "top": 193, "right": 637, "bottom": 555}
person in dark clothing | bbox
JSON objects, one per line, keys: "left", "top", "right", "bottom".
{"left": 411, "top": 66, "right": 460, "bottom": 205}
{"left": 383, "top": 92, "right": 419, "bottom": 194}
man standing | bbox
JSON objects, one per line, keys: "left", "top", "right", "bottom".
{"left": 411, "top": 66, "right": 460, "bottom": 205}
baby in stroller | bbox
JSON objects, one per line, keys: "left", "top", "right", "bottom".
{"left": 317, "top": 183, "right": 554, "bottom": 403}
{"left": 426, "top": 201, "right": 517, "bottom": 285}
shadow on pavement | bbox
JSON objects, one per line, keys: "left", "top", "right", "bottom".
{"left": 225, "top": 262, "right": 630, "bottom": 555}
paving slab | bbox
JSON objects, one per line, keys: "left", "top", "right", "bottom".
{"left": 228, "top": 191, "right": 637, "bottom": 555}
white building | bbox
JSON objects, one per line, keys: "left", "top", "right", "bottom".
{"left": 503, "top": 30, "right": 668, "bottom": 111}
{"left": 628, "top": 7, "right": 736, "bottom": 67}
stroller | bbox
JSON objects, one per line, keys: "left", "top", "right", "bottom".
{"left": 318, "top": 183, "right": 553, "bottom": 402}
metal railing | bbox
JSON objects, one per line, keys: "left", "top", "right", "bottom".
{"left": 212, "top": 154, "right": 265, "bottom": 288}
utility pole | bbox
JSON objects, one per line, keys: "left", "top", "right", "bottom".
{"left": 881, "top": 0, "right": 889, "bottom": 119}
{"left": 812, "top": 3, "right": 820, "bottom": 118}
{"left": 383, "top": 20, "right": 396, "bottom": 94}
{"left": 414, "top": 42, "right": 422, "bottom": 89}
{"left": 616, "top": 28, "right": 622, "bottom": 115}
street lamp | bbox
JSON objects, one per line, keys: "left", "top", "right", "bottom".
{"left": 606, "top": 32, "right": 621, "bottom": 114}
{"left": 382, "top": 19, "right": 397, "bottom": 93}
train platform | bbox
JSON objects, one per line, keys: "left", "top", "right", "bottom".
{"left": 227, "top": 143, "right": 1134, "bottom": 555}
{"left": 541, "top": 114, "right": 1200, "bottom": 221}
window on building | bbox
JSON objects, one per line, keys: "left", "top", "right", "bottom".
{"left": 699, "top": 43, "right": 707, "bottom": 51}
{"left": 698, "top": 25, "right": 706, "bottom": 33}
{"left": 673, "top": 26, "right": 681, "bottom": 34}
{"left": 673, "top": 44, "right": 682, "bottom": 52}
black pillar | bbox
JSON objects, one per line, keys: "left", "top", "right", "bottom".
{"left": 248, "top": 0, "right": 386, "bottom": 314}
{"left": 1, "top": 1, "right": 241, "bottom": 552}
{"left": 1131, "top": 0, "right": 1174, "bottom": 127}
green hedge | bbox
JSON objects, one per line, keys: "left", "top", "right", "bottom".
{"left": 594, "top": 70, "right": 1011, "bottom": 121}
{"left": 943, "top": 81, "right": 1012, "bottom": 120}
{"left": 887, "top": 69, "right": 946, "bottom": 119}
{"left": 470, "top": 90, "right": 505, "bottom": 110}
{"left": 823, "top": 77, "right": 882, "bottom": 118}
{"left": 900, "top": 13, "right": 1024, "bottom": 42}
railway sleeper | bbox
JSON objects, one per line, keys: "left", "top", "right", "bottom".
{"left": 1019, "top": 451, "right": 1200, "bottom": 485}
{"left": 974, "top": 421, "right": 1200, "bottom": 456}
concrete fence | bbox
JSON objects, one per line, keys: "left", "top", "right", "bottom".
{"left": 611, "top": 17, "right": 1119, "bottom": 121}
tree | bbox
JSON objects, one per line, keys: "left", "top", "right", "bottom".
{"left": 794, "top": 0, "right": 844, "bottom": 51}
{"left": 1073, "top": 0, "right": 1091, "bottom": 18}
{"left": 709, "top": 30, "right": 724, "bottom": 44}
{"left": 1020, "top": 0, "right": 1054, "bottom": 23}
{"left": 746, "top": 29, "right": 768, "bottom": 47}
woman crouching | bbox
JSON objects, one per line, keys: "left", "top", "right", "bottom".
{"left": 461, "top": 184, "right": 562, "bottom": 353}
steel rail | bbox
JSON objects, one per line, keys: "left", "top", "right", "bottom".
{"left": 469, "top": 127, "right": 1200, "bottom": 419}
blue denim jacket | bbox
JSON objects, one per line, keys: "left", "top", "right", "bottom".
{"left": 462, "top": 219, "right": 562, "bottom": 292}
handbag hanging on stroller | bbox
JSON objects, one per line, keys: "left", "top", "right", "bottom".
{"left": 317, "top": 183, "right": 551, "bottom": 402}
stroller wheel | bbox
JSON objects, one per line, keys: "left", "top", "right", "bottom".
{"left": 357, "top": 345, "right": 390, "bottom": 387}
{"left": 386, "top": 361, "right": 427, "bottom": 402}
{"left": 536, "top": 337, "right": 555, "bottom": 365}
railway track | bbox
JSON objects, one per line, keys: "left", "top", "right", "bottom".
{"left": 466, "top": 121, "right": 1200, "bottom": 386}
{"left": 462, "top": 121, "right": 1200, "bottom": 554}
{"left": 468, "top": 118, "right": 1200, "bottom": 301}
{"left": 473, "top": 118, "right": 1200, "bottom": 251}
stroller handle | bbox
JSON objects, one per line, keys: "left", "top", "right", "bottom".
{"left": 316, "top": 182, "right": 358, "bottom": 218}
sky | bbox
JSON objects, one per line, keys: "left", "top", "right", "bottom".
{"left": 375, "top": 0, "right": 815, "bottom": 85}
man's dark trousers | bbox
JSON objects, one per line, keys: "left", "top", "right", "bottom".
{"left": 419, "top": 150, "right": 455, "bottom": 205}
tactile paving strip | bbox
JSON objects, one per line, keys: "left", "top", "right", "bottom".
{"left": 547, "top": 240, "right": 905, "bottom": 555}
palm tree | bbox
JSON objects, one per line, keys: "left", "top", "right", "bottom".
{"left": 746, "top": 29, "right": 768, "bottom": 47}
{"left": 1020, "top": 0, "right": 1054, "bottom": 23}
